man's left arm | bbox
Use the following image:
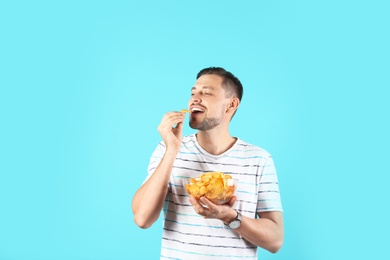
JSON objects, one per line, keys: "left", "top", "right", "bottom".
{"left": 190, "top": 196, "right": 284, "bottom": 253}
{"left": 231, "top": 211, "right": 284, "bottom": 253}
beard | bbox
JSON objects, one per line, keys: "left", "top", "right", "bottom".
{"left": 189, "top": 111, "right": 224, "bottom": 131}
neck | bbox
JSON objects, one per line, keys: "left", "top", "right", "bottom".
{"left": 196, "top": 128, "right": 236, "bottom": 155}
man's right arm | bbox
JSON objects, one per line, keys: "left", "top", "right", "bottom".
{"left": 132, "top": 111, "right": 185, "bottom": 228}
{"left": 131, "top": 149, "right": 178, "bottom": 228}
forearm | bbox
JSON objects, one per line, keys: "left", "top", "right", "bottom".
{"left": 191, "top": 197, "right": 284, "bottom": 253}
{"left": 233, "top": 212, "right": 284, "bottom": 253}
{"left": 236, "top": 218, "right": 282, "bottom": 252}
{"left": 132, "top": 149, "right": 178, "bottom": 228}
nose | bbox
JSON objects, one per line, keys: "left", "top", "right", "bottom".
{"left": 191, "top": 93, "right": 202, "bottom": 103}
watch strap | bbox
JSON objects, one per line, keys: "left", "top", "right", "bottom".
{"left": 225, "top": 210, "right": 242, "bottom": 228}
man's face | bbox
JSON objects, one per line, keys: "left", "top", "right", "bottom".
{"left": 187, "top": 74, "right": 231, "bottom": 131}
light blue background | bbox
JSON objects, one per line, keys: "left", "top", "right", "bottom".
{"left": 1, "top": 1, "right": 389, "bottom": 259}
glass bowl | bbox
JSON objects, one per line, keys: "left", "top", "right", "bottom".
{"left": 183, "top": 176, "right": 238, "bottom": 205}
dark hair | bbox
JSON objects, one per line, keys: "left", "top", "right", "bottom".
{"left": 196, "top": 67, "right": 243, "bottom": 102}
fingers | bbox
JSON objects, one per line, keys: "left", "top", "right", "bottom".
{"left": 189, "top": 196, "right": 211, "bottom": 216}
{"left": 158, "top": 112, "right": 185, "bottom": 137}
{"left": 157, "top": 111, "right": 187, "bottom": 150}
{"left": 227, "top": 196, "right": 237, "bottom": 207}
{"left": 159, "top": 112, "right": 185, "bottom": 131}
{"left": 199, "top": 197, "right": 215, "bottom": 209}
{"left": 189, "top": 196, "right": 234, "bottom": 220}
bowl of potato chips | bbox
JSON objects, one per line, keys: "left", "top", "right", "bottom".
{"left": 183, "top": 172, "right": 238, "bottom": 205}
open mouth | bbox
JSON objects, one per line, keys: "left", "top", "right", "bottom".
{"left": 191, "top": 107, "right": 205, "bottom": 115}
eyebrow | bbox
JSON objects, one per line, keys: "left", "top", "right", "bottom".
{"left": 191, "top": 86, "right": 215, "bottom": 91}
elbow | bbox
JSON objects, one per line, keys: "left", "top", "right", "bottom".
{"left": 132, "top": 200, "right": 152, "bottom": 229}
{"left": 133, "top": 207, "right": 158, "bottom": 229}
{"left": 133, "top": 214, "right": 153, "bottom": 229}
{"left": 268, "top": 237, "right": 284, "bottom": 253}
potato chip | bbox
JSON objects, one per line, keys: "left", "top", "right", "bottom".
{"left": 180, "top": 109, "right": 189, "bottom": 113}
{"left": 184, "top": 171, "right": 238, "bottom": 204}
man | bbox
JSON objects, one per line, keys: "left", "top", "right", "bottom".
{"left": 132, "top": 67, "right": 284, "bottom": 259}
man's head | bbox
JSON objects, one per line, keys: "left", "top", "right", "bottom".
{"left": 188, "top": 67, "right": 243, "bottom": 131}
{"left": 196, "top": 67, "right": 243, "bottom": 103}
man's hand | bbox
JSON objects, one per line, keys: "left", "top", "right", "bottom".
{"left": 157, "top": 111, "right": 186, "bottom": 151}
{"left": 188, "top": 195, "right": 237, "bottom": 224}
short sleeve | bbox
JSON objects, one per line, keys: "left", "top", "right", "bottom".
{"left": 143, "top": 142, "right": 166, "bottom": 184}
{"left": 256, "top": 154, "right": 283, "bottom": 212}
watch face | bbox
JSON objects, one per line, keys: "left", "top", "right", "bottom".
{"left": 229, "top": 220, "right": 241, "bottom": 229}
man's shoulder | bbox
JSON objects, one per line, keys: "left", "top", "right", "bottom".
{"left": 236, "top": 138, "right": 272, "bottom": 157}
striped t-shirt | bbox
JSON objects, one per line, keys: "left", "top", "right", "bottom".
{"left": 146, "top": 134, "right": 283, "bottom": 260}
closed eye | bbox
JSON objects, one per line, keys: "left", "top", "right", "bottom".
{"left": 191, "top": 91, "right": 213, "bottom": 96}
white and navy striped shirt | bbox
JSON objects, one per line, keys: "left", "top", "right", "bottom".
{"left": 146, "top": 134, "right": 283, "bottom": 260}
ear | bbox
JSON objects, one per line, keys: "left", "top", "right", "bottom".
{"left": 226, "top": 97, "right": 240, "bottom": 113}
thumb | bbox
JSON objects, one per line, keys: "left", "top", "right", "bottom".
{"left": 173, "top": 121, "right": 183, "bottom": 135}
{"left": 175, "top": 121, "right": 183, "bottom": 130}
{"left": 227, "top": 196, "right": 237, "bottom": 207}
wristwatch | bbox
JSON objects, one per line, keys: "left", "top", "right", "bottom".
{"left": 225, "top": 210, "right": 242, "bottom": 229}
